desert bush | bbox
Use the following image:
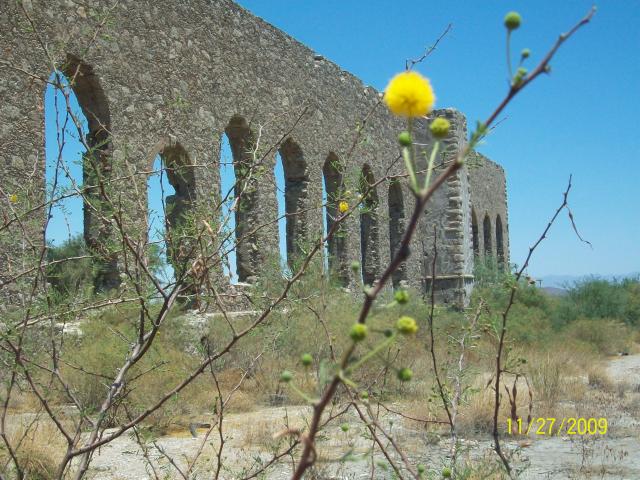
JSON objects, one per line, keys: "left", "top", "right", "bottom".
{"left": 563, "top": 318, "right": 632, "bottom": 355}
{"left": 554, "top": 277, "right": 640, "bottom": 327}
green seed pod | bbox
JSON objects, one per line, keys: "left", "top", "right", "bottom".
{"left": 394, "top": 289, "right": 410, "bottom": 304}
{"left": 351, "top": 261, "right": 361, "bottom": 272}
{"left": 429, "top": 117, "right": 450, "bottom": 139}
{"left": 398, "top": 131, "right": 413, "bottom": 147}
{"left": 442, "top": 467, "right": 452, "bottom": 478}
{"left": 360, "top": 391, "right": 369, "bottom": 400}
{"left": 280, "top": 370, "right": 293, "bottom": 383}
{"left": 504, "top": 11, "right": 522, "bottom": 30}
{"left": 340, "top": 423, "right": 350, "bottom": 432}
{"left": 349, "top": 323, "right": 368, "bottom": 342}
{"left": 417, "top": 464, "right": 426, "bottom": 474}
{"left": 396, "top": 316, "right": 419, "bottom": 335}
{"left": 383, "top": 328, "right": 394, "bottom": 338}
{"left": 397, "top": 367, "right": 413, "bottom": 382}
{"left": 301, "top": 353, "right": 313, "bottom": 367}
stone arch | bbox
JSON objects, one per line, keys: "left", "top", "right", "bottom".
{"left": 388, "top": 180, "right": 406, "bottom": 288}
{"left": 278, "top": 138, "right": 309, "bottom": 267}
{"left": 483, "top": 214, "right": 492, "bottom": 257}
{"left": 53, "top": 55, "right": 115, "bottom": 290}
{"left": 496, "top": 214, "right": 505, "bottom": 270}
{"left": 359, "top": 164, "right": 380, "bottom": 286}
{"left": 225, "top": 115, "right": 258, "bottom": 282}
{"left": 146, "top": 140, "right": 194, "bottom": 283}
{"left": 322, "top": 152, "right": 347, "bottom": 283}
{"left": 61, "top": 54, "right": 111, "bottom": 150}
{"left": 471, "top": 207, "right": 480, "bottom": 255}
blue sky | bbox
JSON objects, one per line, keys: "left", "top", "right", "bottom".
{"left": 45, "top": 1, "right": 639, "bottom": 282}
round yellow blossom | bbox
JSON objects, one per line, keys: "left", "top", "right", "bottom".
{"left": 384, "top": 71, "right": 435, "bottom": 118}
{"left": 9, "top": 194, "right": 18, "bottom": 204}
{"left": 338, "top": 201, "right": 349, "bottom": 214}
{"left": 396, "top": 316, "right": 418, "bottom": 335}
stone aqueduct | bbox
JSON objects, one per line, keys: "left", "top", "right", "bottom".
{"left": 0, "top": 0, "right": 509, "bottom": 307}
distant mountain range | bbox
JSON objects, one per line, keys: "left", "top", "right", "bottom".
{"left": 536, "top": 272, "right": 640, "bottom": 289}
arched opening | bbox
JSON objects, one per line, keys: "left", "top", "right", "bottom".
{"left": 277, "top": 138, "right": 309, "bottom": 269}
{"left": 359, "top": 164, "right": 380, "bottom": 286}
{"left": 483, "top": 214, "right": 492, "bottom": 258}
{"left": 219, "top": 133, "right": 239, "bottom": 283}
{"left": 44, "top": 70, "right": 89, "bottom": 297}
{"left": 322, "top": 153, "right": 347, "bottom": 283}
{"left": 496, "top": 214, "right": 505, "bottom": 270}
{"left": 225, "top": 116, "right": 258, "bottom": 282}
{"left": 471, "top": 207, "right": 480, "bottom": 255}
{"left": 147, "top": 141, "right": 194, "bottom": 285}
{"left": 63, "top": 55, "right": 114, "bottom": 290}
{"left": 388, "top": 180, "right": 406, "bottom": 288}
{"left": 44, "top": 54, "right": 114, "bottom": 294}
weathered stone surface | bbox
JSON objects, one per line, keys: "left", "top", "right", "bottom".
{"left": 0, "top": 0, "right": 508, "bottom": 307}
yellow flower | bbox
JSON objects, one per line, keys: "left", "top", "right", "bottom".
{"left": 384, "top": 71, "right": 435, "bottom": 118}
{"left": 338, "top": 200, "right": 349, "bottom": 214}
{"left": 9, "top": 194, "right": 18, "bottom": 204}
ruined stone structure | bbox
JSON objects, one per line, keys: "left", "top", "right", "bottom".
{"left": 0, "top": 0, "right": 509, "bottom": 307}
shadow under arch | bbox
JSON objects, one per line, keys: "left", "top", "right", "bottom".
{"left": 146, "top": 138, "right": 196, "bottom": 287}
{"left": 496, "top": 214, "right": 505, "bottom": 270}
{"left": 278, "top": 137, "right": 309, "bottom": 268}
{"left": 224, "top": 115, "right": 259, "bottom": 282}
{"left": 359, "top": 164, "right": 380, "bottom": 286}
{"left": 483, "top": 213, "right": 492, "bottom": 257}
{"left": 388, "top": 180, "right": 406, "bottom": 288}
{"left": 323, "top": 152, "right": 348, "bottom": 284}
{"left": 471, "top": 207, "right": 480, "bottom": 255}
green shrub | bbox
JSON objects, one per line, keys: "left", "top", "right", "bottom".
{"left": 45, "top": 234, "right": 93, "bottom": 297}
{"left": 553, "top": 277, "right": 640, "bottom": 327}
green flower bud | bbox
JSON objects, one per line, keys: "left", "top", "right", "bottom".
{"left": 351, "top": 261, "right": 361, "bottom": 272}
{"left": 504, "top": 11, "right": 522, "bottom": 30}
{"left": 398, "top": 131, "right": 413, "bottom": 147}
{"left": 349, "top": 323, "right": 368, "bottom": 342}
{"left": 397, "top": 367, "right": 413, "bottom": 382}
{"left": 521, "top": 48, "right": 531, "bottom": 59}
{"left": 301, "top": 353, "right": 313, "bottom": 367}
{"left": 396, "top": 316, "right": 419, "bottom": 335}
{"left": 442, "top": 467, "right": 452, "bottom": 478}
{"left": 340, "top": 423, "right": 350, "bottom": 432}
{"left": 280, "top": 370, "right": 293, "bottom": 383}
{"left": 394, "top": 289, "right": 410, "bottom": 304}
{"left": 512, "top": 66, "right": 528, "bottom": 87}
{"left": 429, "top": 117, "right": 450, "bottom": 139}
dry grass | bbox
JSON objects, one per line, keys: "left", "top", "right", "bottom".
{"left": 587, "top": 365, "right": 614, "bottom": 392}
{"left": 0, "top": 418, "right": 68, "bottom": 479}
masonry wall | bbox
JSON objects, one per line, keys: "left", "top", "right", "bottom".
{"left": 0, "top": 0, "right": 508, "bottom": 308}
{"left": 468, "top": 152, "right": 510, "bottom": 269}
